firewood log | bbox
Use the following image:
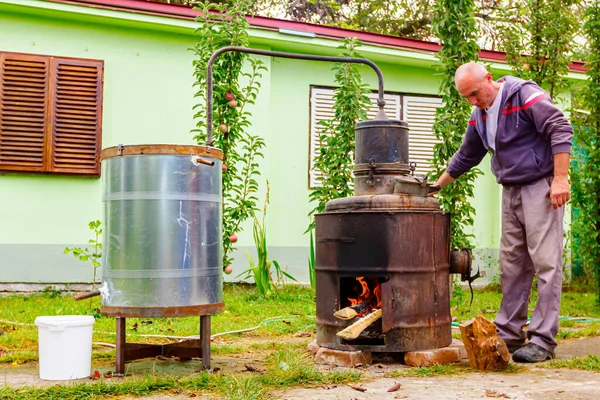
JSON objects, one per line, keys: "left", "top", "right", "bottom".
{"left": 336, "top": 309, "right": 382, "bottom": 340}
{"left": 333, "top": 297, "right": 374, "bottom": 320}
{"left": 334, "top": 307, "right": 358, "bottom": 320}
{"left": 459, "top": 315, "right": 510, "bottom": 371}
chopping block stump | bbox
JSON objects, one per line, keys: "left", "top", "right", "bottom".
{"left": 459, "top": 314, "right": 510, "bottom": 371}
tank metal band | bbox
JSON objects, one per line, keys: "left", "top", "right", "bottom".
{"left": 101, "top": 303, "right": 225, "bottom": 318}
{"left": 102, "top": 191, "right": 221, "bottom": 203}
{"left": 101, "top": 144, "right": 223, "bottom": 160}
{"left": 314, "top": 265, "right": 449, "bottom": 272}
{"left": 104, "top": 267, "right": 221, "bottom": 279}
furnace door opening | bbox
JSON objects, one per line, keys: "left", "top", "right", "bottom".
{"left": 339, "top": 276, "right": 387, "bottom": 346}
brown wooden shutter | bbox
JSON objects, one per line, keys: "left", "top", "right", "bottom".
{"left": 49, "top": 58, "right": 103, "bottom": 176}
{"left": 0, "top": 53, "right": 49, "bottom": 172}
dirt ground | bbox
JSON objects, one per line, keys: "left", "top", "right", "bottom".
{"left": 1, "top": 337, "right": 599, "bottom": 399}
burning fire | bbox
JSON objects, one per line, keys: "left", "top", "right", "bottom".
{"left": 347, "top": 277, "right": 382, "bottom": 314}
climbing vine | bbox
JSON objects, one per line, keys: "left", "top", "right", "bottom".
{"left": 431, "top": 0, "right": 482, "bottom": 251}
{"left": 569, "top": 3, "right": 600, "bottom": 298}
{"left": 500, "top": 0, "right": 580, "bottom": 99}
{"left": 191, "top": 0, "right": 267, "bottom": 271}
{"left": 308, "top": 38, "right": 371, "bottom": 229}
{"left": 500, "top": 0, "right": 588, "bottom": 290}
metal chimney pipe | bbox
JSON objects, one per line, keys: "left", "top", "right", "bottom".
{"left": 205, "top": 46, "right": 387, "bottom": 145}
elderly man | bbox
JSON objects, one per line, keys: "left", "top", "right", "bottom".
{"left": 432, "top": 62, "right": 572, "bottom": 363}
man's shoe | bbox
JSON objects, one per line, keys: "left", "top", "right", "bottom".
{"left": 512, "top": 343, "right": 554, "bottom": 363}
{"left": 505, "top": 342, "right": 524, "bottom": 354}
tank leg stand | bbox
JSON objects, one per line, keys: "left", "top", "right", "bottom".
{"left": 115, "top": 317, "right": 126, "bottom": 375}
{"left": 200, "top": 315, "right": 211, "bottom": 370}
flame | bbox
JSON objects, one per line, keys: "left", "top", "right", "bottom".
{"left": 347, "top": 277, "right": 382, "bottom": 312}
{"left": 348, "top": 277, "right": 370, "bottom": 306}
{"left": 373, "top": 284, "right": 382, "bottom": 308}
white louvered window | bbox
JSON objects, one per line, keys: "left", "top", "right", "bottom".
{"left": 403, "top": 95, "right": 443, "bottom": 176}
{"left": 309, "top": 87, "right": 441, "bottom": 188}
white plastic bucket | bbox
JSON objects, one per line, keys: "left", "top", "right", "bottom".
{"left": 34, "top": 315, "right": 95, "bottom": 380}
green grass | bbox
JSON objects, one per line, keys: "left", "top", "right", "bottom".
{"left": 545, "top": 355, "right": 600, "bottom": 372}
{"left": 385, "top": 363, "right": 464, "bottom": 377}
{"left": 384, "top": 362, "right": 525, "bottom": 378}
{"left": 450, "top": 288, "right": 600, "bottom": 328}
{"left": 0, "top": 283, "right": 316, "bottom": 365}
{"left": 0, "top": 350, "right": 38, "bottom": 365}
{"left": 0, "top": 284, "right": 598, "bottom": 398}
{"left": 557, "top": 322, "right": 600, "bottom": 340}
{"left": 559, "top": 292, "right": 600, "bottom": 319}
{"left": 0, "top": 343, "right": 360, "bottom": 400}
{"left": 1, "top": 285, "right": 598, "bottom": 366}
{"left": 211, "top": 344, "right": 253, "bottom": 356}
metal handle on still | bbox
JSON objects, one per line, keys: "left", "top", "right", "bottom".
{"left": 449, "top": 248, "right": 481, "bottom": 305}
{"left": 193, "top": 157, "right": 215, "bottom": 167}
{"left": 367, "top": 158, "right": 376, "bottom": 186}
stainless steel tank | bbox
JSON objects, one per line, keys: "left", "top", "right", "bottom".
{"left": 99, "top": 144, "right": 224, "bottom": 314}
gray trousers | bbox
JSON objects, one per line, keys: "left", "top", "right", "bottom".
{"left": 494, "top": 177, "right": 564, "bottom": 352}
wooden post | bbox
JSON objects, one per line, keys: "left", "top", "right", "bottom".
{"left": 200, "top": 315, "right": 211, "bottom": 370}
{"left": 459, "top": 315, "right": 510, "bottom": 371}
{"left": 115, "top": 317, "right": 126, "bottom": 375}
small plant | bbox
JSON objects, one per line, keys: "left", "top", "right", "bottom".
{"left": 64, "top": 220, "right": 102, "bottom": 291}
{"left": 237, "top": 181, "right": 296, "bottom": 296}
{"left": 486, "top": 271, "right": 502, "bottom": 293}
{"left": 308, "top": 230, "right": 316, "bottom": 292}
{"left": 42, "top": 286, "right": 62, "bottom": 299}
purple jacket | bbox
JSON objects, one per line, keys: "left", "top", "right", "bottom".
{"left": 447, "top": 76, "right": 573, "bottom": 185}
